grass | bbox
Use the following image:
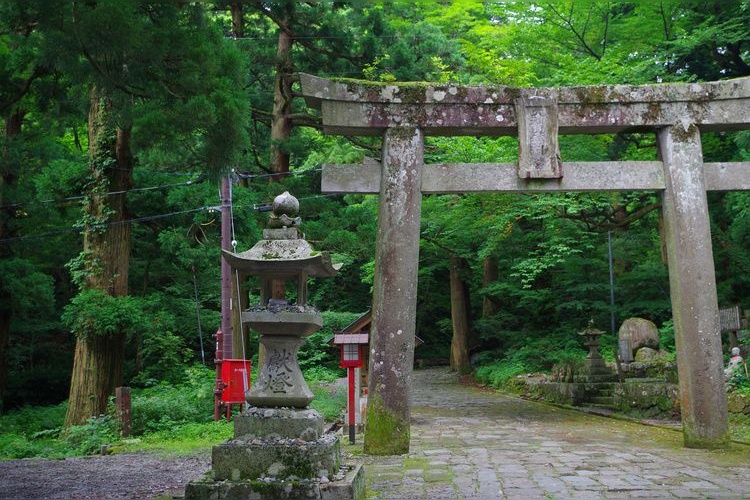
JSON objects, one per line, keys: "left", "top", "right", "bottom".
{"left": 0, "top": 365, "right": 346, "bottom": 460}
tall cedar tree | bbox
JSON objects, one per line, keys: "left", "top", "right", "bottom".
{"left": 59, "top": 2, "right": 248, "bottom": 427}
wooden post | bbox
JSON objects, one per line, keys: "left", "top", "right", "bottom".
{"left": 658, "top": 124, "right": 729, "bottom": 449}
{"left": 115, "top": 386, "right": 131, "bottom": 438}
{"left": 364, "top": 127, "right": 423, "bottom": 455}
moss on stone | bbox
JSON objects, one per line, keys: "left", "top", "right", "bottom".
{"left": 363, "top": 392, "right": 410, "bottom": 455}
{"left": 683, "top": 430, "right": 731, "bottom": 450}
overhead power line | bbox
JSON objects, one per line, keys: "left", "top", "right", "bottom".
{"left": 0, "top": 192, "right": 344, "bottom": 246}
{"left": 0, "top": 178, "right": 206, "bottom": 212}
{"left": 1, "top": 168, "right": 324, "bottom": 213}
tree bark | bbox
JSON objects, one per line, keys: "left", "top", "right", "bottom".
{"left": 64, "top": 88, "right": 133, "bottom": 428}
{"left": 270, "top": 10, "right": 293, "bottom": 179}
{"left": 481, "top": 256, "right": 499, "bottom": 318}
{"left": 0, "top": 109, "right": 24, "bottom": 413}
{"left": 229, "top": 3, "right": 244, "bottom": 39}
{"left": 449, "top": 255, "right": 472, "bottom": 374}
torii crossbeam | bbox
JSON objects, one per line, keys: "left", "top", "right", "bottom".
{"left": 300, "top": 74, "right": 750, "bottom": 453}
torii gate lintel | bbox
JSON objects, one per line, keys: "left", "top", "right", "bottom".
{"left": 300, "top": 74, "right": 750, "bottom": 453}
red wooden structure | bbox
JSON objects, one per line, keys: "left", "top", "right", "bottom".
{"left": 332, "top": 332, "right": 368, "bottom": 444}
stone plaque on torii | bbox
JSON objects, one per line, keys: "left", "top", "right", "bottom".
{"left": 300, "top": 74, "right": 750, "bottom": 452}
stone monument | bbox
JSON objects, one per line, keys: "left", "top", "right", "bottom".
{"left": 186, "top": 192, "right": 363, "bottom": 499}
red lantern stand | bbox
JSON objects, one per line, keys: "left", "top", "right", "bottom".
{"left": 333, "top": 334, "right": 368, "bottom": 444}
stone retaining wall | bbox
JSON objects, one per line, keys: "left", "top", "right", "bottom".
{"left": 520, "top": 378, "right": 749, "bottom": 420}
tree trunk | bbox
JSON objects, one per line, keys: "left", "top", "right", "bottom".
{"left": 64, "top": 88, "right": 133, "bottom": 428}
{"left": 229, "top": 3, "right": 243, "bottom": 38}
{"left": 449, "top": 255, "right": 472, "bottom": 374}
{"left": 482, "top": 256, "right": 499, "bottom": 318}
{"left": 0, "top": 109, "right": 24, "bottom": 413}
{"left": 270, "top": 12, "right": 293, "bottom": 179}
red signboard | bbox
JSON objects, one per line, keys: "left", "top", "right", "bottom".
{"left": 220, "top": 359, "right": 251, "bottom": 404}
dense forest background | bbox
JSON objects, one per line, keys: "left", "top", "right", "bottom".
{"left": 1, "top": 2, "right": 749, "bottom": 427}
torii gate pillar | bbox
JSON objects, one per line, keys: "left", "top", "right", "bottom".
{"left": 659, "top": 125, "right": 729, "bottom": 448}
{"left": 365, "top": 128, "right": 424, "bottom": 455}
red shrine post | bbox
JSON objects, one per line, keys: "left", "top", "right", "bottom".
{"left": 333, "top": 333, "right": 368, "bottom": 444}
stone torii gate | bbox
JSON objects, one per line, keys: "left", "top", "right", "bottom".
{"left": 299, "top": 74, "right": 750, "bottom": 453}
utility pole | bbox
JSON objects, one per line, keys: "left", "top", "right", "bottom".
{"left": 221, "top": 175, "right": 233, "bottom": 358}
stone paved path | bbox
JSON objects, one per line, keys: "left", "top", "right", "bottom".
{"left": 351, "top": 367, "right": 750, "bottom": 499}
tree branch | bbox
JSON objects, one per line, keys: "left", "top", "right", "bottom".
{"left": 0, "top": 66, "right": 49, "bottom": 114}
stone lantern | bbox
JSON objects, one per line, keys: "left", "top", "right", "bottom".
{"left": 578, "top": 319, "right": 612, "bottom": 384}
{"left": 186, "top": 192, "right": 362, "bottom": 499}
{"left": 222, "top": 191, "right": 341, "bottom": 408}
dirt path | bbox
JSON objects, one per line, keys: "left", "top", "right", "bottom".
{"left": 0, "top": 452, "right": 210, "bottom": 499}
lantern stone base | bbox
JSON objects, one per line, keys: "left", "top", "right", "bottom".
{"left": 211, "top": 433, "right": 340, "bottom": 481}
{"left": 184, "top": 462, "right": 364, "bottom": 500}
{"left": 185, "top": 407, "right": 364, "bottom": 499}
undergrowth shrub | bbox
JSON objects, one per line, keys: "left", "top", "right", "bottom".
{"left": 305, "top": 366, "right": 346, "bottom": 421}
{"left": 63, "top": 414, "right": 119, "bottom": 455}
{"left": 475, "top": 360, "right": 526, "bottom": 388}
{"left": 130, "top": 365, "right": 214, "bottom": 435}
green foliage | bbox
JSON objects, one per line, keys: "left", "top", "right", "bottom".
{"left": 474, "top": 360, "right": 527, "bottom": 389}
{"left": 130, "top": 366, "right": 214, "bottom": 435}
{"left": 3, "top": 1, "right": 750, "bottom": 425}
{"left": 304, "top": 365, "right": 343, "bottom": 385}
{"left": 659, "top": 320, "right": 676, "bottom": 353}
{"left": 0, "top": 366, "right": 220, "bottom": 458}
{"left": 62, "top": 289, "right": 146, "bottom": 339}
{"left": 127, "top": 421, "right": 232, "bottom": 455}
{"left": 0, "top": 402, "right": 67, "bottom": 437}
{"left": 63, "top": 414, "right": 120, "bottom": 455}
{"left": 0, "top": 258, "right": 55, "bottom": 314}
{"left": 309, "top": 379, "right": 346, "bottom": 421}
{"left": 0, "top": 402, "right": 119, "bottom": 458}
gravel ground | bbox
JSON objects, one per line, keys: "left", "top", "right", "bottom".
{"left": 0, "top": 452, "right": 210, "bottom": 499}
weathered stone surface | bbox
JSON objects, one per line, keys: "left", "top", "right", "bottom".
{"left": 515, "top": 96, "right": 562, "bottom": 179}
{"left": 364, "top": 127, "right": 422, "bottom": 455}
{"left": 247, "top": 335, "right": 313, "bottom": 408}
{"left": 659, "top": 125, "right": 729, "bottom": 448}
{"left": 234, "top": 408, "right": 324, "bottom": 441}
{"left": 619, "top": 318, "right": 660, "bottom": 356}
{"left": 300, "top": 73, "right": 749, "bottom": 452}
{"left": 727, "top": 393, "right": 750, "bottom": 415}
{"left": 185, "top": 463, "right": 365, "bottom": 500}
{"left": 612, "top": 380, "right": 680, "bottom": 419}
{"left": 300, "top": 74, "right": 750, "bottom": 136}
{"left": 212, "top": 433, "right": 340, "bottom": 481}
{"left": 634, "top": 347, "right": 662, "bottom": 362}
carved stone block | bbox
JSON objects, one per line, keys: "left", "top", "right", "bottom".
{"left": 515, "top": 95, "right": 562, "bottom": 179}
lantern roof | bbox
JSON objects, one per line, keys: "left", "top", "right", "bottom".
{"left": 222, "top": 237, "right": 341, "bottom": 277}
{"left": 222, "top": 191, "right": 341, "bottom": 277}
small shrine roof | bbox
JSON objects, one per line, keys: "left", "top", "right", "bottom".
{"left": 332, "top": 333, "right": 369, "bottom": 345}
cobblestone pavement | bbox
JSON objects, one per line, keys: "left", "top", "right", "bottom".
{"left": 350, "top": 367, "right": 750, "bottom": 499}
